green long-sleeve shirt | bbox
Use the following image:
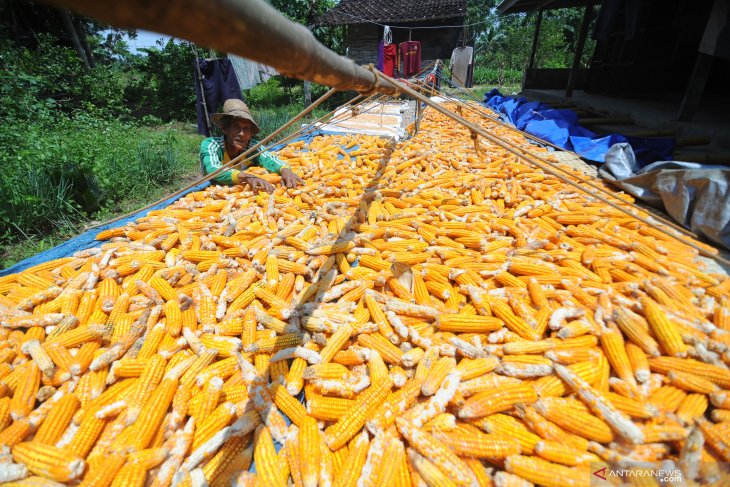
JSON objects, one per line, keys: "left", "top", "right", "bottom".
{"left": 199, "top": 137, "right": 289, "bottom": 185}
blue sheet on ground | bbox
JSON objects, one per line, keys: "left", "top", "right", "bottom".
{"left": 482, "top": 89, "right": 674, "bottom": 166}
{"left": 0, "top": 129, "right": 353, "bottom": 276}
{"left": 0, "top": 180, "right": 211, "bottom": 276}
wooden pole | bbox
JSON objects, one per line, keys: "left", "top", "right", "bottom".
{"left": 565, "top": 5, "right": 592, "bottom": 98}
{"left": 677, "top": 53, "right": 714, "bottom": 122}
{"left": 192, "top": 46, "right": 213, "bottom": 138}
{"left": 523, "top": 9, "right": 544, "bottom": 91}
{"left": 528, "top": 9, "right": 543, "bottom": 70}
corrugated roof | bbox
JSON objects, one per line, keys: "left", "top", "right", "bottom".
{"left": 316, "top": 0, "right": 467, "bottom": 26}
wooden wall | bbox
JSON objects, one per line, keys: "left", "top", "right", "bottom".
{"left": 347, "top": 25, "right": 380, "bottom": 66}
{"left": 346, "top": 21, "right": 464, "bottom": 72}
{"left": 587, "top": 0, "right": 728, "bottom": 96}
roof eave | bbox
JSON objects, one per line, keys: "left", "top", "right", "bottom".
{"left": 316, "top": 14, "right": 466, "bottom": 27}
{"left": 497, "top": 0, "right": 522, "bottom": 14}
{"left": 498, "top": 0, "right": 601, "bottom": 14}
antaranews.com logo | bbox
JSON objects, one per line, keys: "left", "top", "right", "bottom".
{"left": 590, "top": 463, "right": 686, "bottom": 486}
{"left": 590, "top": 461, "right": 730, "bottom": 485}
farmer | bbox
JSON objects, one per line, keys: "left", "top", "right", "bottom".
{"left": 200, "top": 99, "right": 303, "bottom": 193}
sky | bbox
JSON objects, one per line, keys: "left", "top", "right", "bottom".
{"left": 127, "top": 29, "right": 173, "bottom": 53}
{"left": 98, "top": 29, "right": 174, "bottom": 54}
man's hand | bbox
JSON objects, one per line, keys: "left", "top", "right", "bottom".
{"left": 280, "top": 168, "right": 304, "bottom": 189}
{"left": 241, "top": 173, "right": 275, "bottom": 194}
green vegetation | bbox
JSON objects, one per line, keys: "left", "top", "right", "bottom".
{"left": 248, "top": 78, "right": 332, "bottom": 139}
{"left": 468, "top": 84, "right": 522, "bottom": 101}
{"left": 472, "top": 67, "right": 522, "bottom": 87}
{"left": 467, "top": 1, "right": 596, "bottom": 72}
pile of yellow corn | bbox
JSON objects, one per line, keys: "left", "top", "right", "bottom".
{"left": 0, "top": 101, "right": 729, "bottom": 487}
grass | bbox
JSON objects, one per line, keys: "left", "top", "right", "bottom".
{"left": 0, "top": 122, "right": 202, "bottom": 270}
{"left": 253, "top": 107, "right": 329, "bottom": 142}
{"left": 441, "top": 84, "right": 523, "bottom": 103}
{"left": 468, "top": 84, "right": 523, "bottom": 100}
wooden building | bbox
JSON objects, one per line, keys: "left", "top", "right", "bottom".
{"left": 316, "top": 0, "right": 468, "bottom": 70}
{"left": 499, "top": 0, "right": 730, "bottom": 121}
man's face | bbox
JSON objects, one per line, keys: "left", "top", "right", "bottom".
{"left": 224, "top": 119, "right": 253, "bottom": 153}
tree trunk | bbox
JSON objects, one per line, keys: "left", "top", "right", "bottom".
{"left": 303, "top": 81, "right": 312, "bottom": 108}
{"left": 73, "top": 16, "right": 95, "bottom": 68}
{"left": 59, "top": 9, "right": 90, "bottom": 71}
{"left": 304, "top": 4, "right": 314, "bottom": 110}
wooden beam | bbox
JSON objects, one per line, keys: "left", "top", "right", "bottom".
{"left": 675, "top": 136, "right": 711, "bottom": 147}
{"left": 528, "top": 10, "right": 543, "bottom": 69}
{"left": 522, "top": 9, "right": 544, "bottom": 91}
{"left": 677, "top": 54, "right": 714, "bottom": 122}
{"left": 565, "top": 5, "right": 592, "bottom": 97}
{"left": 497, "top": 0, "right": 521, "bottom": 15}
{"left": 579, "top": 117, "right": 633, "bottom": 126}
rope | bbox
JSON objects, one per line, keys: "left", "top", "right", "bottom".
{"left": 428, "top": 70, "right": 698, "bottom": 240}
{"left": 362, "top": 65, "right": 386, "bottom": 96}
{"left": 470, "top": 131, "right": 483, "bottom": 158}
{"left": 372, "top": 70, "right": 730, "bottom": 265}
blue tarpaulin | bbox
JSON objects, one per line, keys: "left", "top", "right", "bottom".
{"left": 0, "top": 180, "right": 211, "bottom": 277}
{"left": 482, "top": 89, "right": 675, "bottom": 166}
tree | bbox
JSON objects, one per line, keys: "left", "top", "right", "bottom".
{"left": 0, "top": 0, "right": 133, "bottom": 67}
{"left": 59, "top": 9, "right": 90, "bottom": 71}
{"left": 266, "top": 0, "right": 344, "bottom": 97}
{"left": 469, "top": 5, "right": 597, "bottom": 74}
{"left": 129, "top": 39, "right": 205, "bottom": 121}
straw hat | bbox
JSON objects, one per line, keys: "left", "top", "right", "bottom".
{"left": 210, "top": 99, "right": 260, "bottom": 134}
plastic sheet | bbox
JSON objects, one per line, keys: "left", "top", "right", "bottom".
{"left": 0, "top": 181, "right": 211, "bottom": 276}
{"left": 600, "top": 143, "right": 730, "bottom": 250}
{"left": 483, "top": 89, "right": 675, "bottom": 165}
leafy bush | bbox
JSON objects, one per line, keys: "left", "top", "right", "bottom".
{"left": 250, "top": 106, "right": 325, "bottom": 143}
{"left": 471, "top": 6, "right": 597, "bottom": 74}
{"left": 0, "top": 34, "right": 201, "bottom": 247}
{"left": 126, "top": 40, "right": 201, "bottom": 121}
{"left": 0, "top": 35, "right": 130, "bottom": 121}
{"left": 472, "top": 67, "right": 522, "bottom": 86}
{"left": 248, "top": 77, "right": 297, "bottom": 107}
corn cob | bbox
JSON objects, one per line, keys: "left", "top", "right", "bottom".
{"left": 0, "top": 110, "right": 727, "bottom": 486}
{"left": 396, "top": 417, "right": 477, "bottom": 486}
{"left": 534, "top": 398, "right": 614, "bottom": 443}
{"left": 458, "top": 383, "right": 538, "bottom": 419}
{"left": 505, "top": 454, "right": 585, "bottom": 487}
{"left": 640, "top": 296, "right": 687, "bottom": 357}
{"left": 11, "top": 442, "right": 85, "bottom": 482}
{"left": 253, "top": 425, "right": 286, "bottom": 487}
{"left": 325, "top": 377, "right": 392, "bottom": 450}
